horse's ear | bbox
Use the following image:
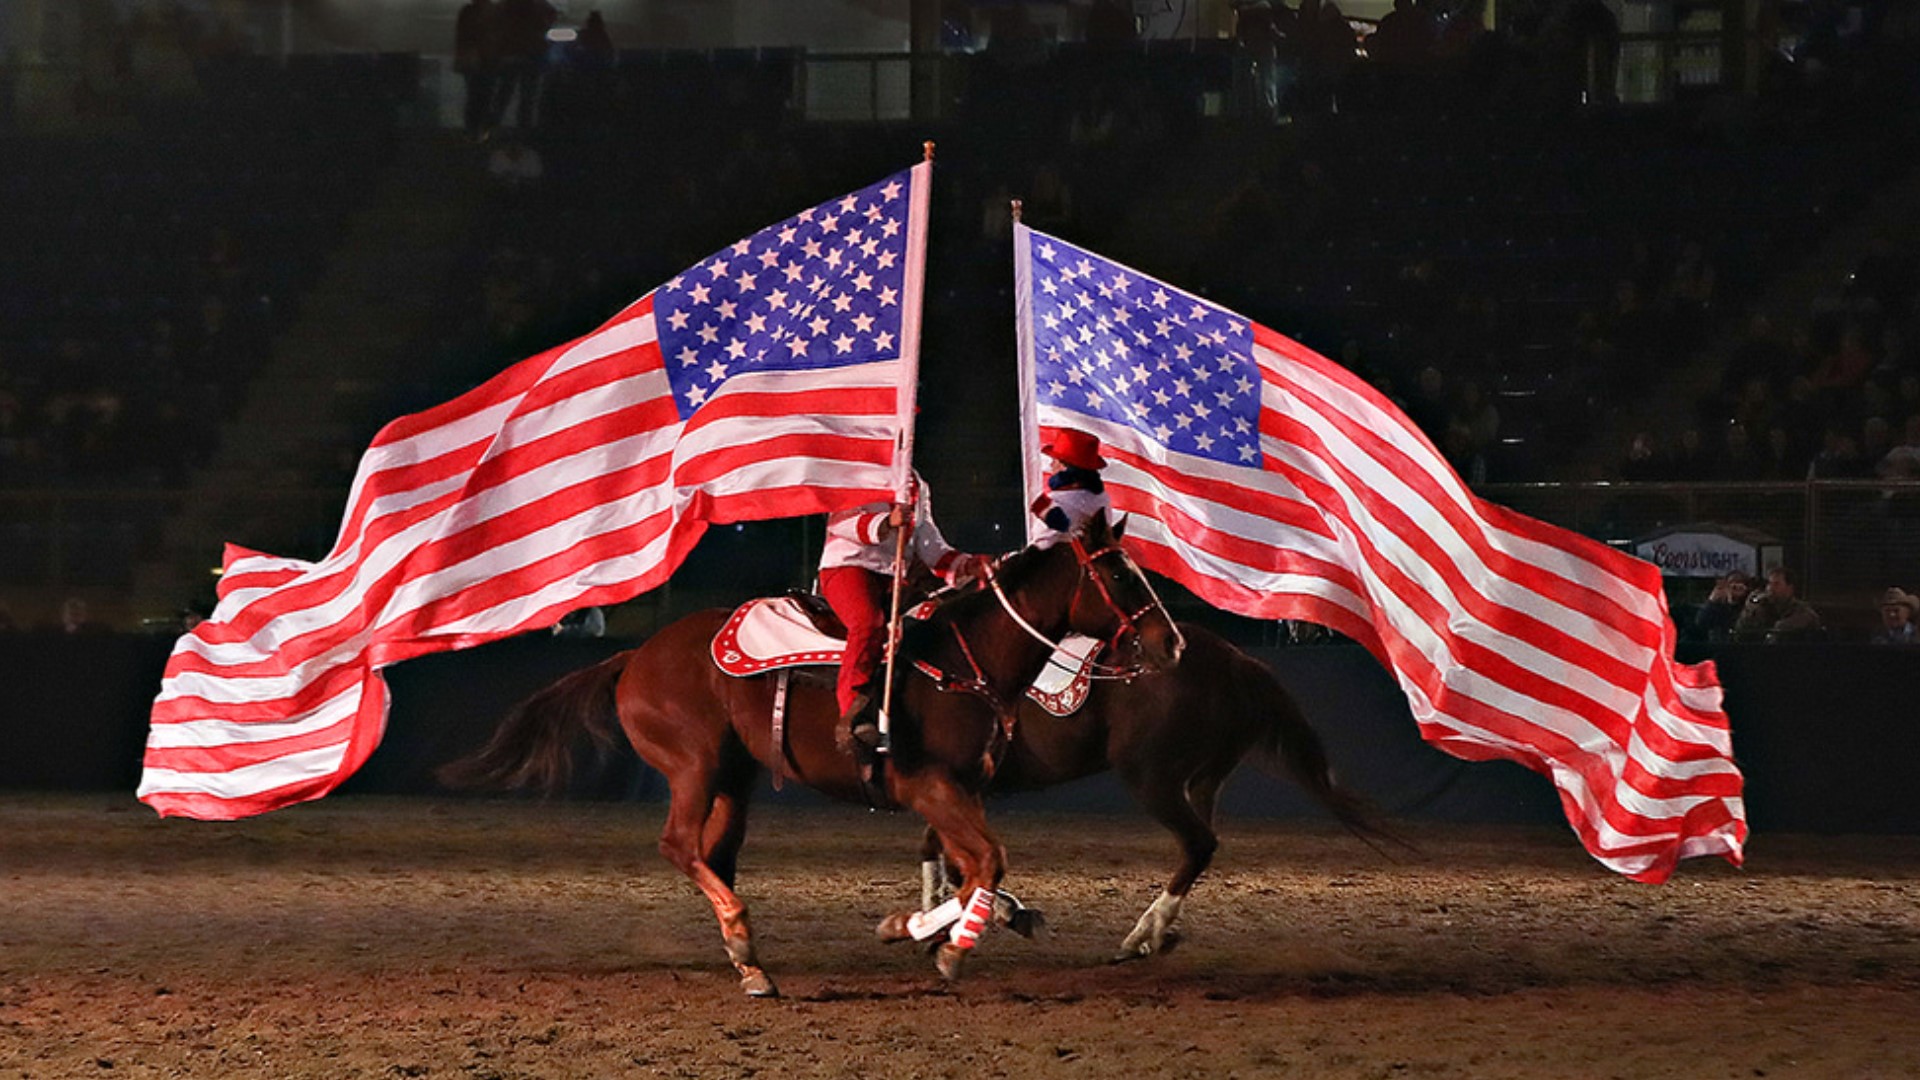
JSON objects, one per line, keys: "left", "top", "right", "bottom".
{"left": 1112, "top": 512, "right": 1129, "bottom": 540}
{"left": 1082, "top": 509, "right": 1112, "bottom": 545}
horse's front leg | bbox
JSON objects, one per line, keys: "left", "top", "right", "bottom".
{"left": 880, "top": 775, "right": 1006, "bottom": 981}
{"left": 914, "top": 826, "right": 1042, "bottom": 944}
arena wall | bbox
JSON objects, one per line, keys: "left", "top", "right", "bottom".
{"left": 2, "top": 635, "right": 1915, "bottom": 835}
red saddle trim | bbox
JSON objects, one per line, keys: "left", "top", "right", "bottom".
{"left": 711, "top": 597, "right": 845, "bottom": 677}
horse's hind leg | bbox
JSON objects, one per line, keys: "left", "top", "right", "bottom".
{"left": 701, "top": 750, "right": 759, "bottom": 889}
{"left": 919, "top": 825, "right": 946, "bottom": 911}
{"left": 1115, "top": 765, "right": 1225, "bottom": 961}
{"left": 657, "top": 763, "right": 778, "bottom": 998}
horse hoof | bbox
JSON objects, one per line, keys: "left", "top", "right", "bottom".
{"left": 1006, "top": 908, "right": 1046, "bottom": 939}
{"left": 876, "top": 911, "right": 915, "bottom": 943}
{"left": 935, "top": 944, "right": 969, "bottom": 982}
{"left": 740, "top": 970, "right": 780, "bottom": 998}
{"left": 1109, "top": 940, "right": 1153, "bottom": 964}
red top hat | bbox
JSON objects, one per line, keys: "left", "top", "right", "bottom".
{"left": 1043, "top": 429, "right": 1107, "bottom": 471}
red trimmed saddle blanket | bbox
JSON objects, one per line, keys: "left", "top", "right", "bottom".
{"left": 709, "top": 595, "right": 1102, "bottom": 717}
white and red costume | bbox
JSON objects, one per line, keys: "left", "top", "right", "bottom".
{"left": 1030, "top": 428, "right": 1111, "bottom": 544}
{"left": 818, "top": 475, "right": 983, "bottom": 716}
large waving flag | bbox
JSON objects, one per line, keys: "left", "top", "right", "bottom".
{"left": 139, "top": 163, "right": 932, "bottom": 819}
{"left": 1013, "top": 225, "right": 1744, "bottom": 883}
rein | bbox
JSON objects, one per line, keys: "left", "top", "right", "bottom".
{"left": 907, "top": 534, "right": 1170, "bottom": 781}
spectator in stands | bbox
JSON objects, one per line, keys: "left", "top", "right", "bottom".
{"left": 1620, "top": 430, "right": 1664, "bottom": 481}
{"left": 1085, "top": 0, "right": 1139, "bottom": 50}
{"left": 1722, "top": 314, "right": 1798, "bottom": 398}
{"left": 1809, "top": 321, "right": 1876, "bottom": 392}
{"left": 1861, "top": 414, "right": 1896, "bottom": 472}
{"left": 1661, "top": 239, "right": 1717, "bottom": 352}
{"left": 491, "top": 0, "right": 556, "bottom": 131}
{"left": 1292, "top": 0, "right": 1356, "bottom": 112}
{"left": 1693, "top": 570, "right": 1753, "bottom": 642}
{"left": 1734, "top": 565, "right": 1822, "bottom": 642}
{"left": 1442, "top": 422, "right": 1488, "bottom": 484}
{"left": 1449, "top": 378, "right": 1500, "bottom": 451}
{"left": 1368, "top": 0, "right": 1436, "bottom": 68}
{"left": 1531, "top": 0, "right": 1619, "bottom": 108}
{"left": 1713, "top": 421, "right": 1756, "bottom": 479}
{"left": 1434, "top": 0, "right": 1489, "bottom": 61}
{"left": 1668, "top": 427, "right": 1712, "bottom": 481}
{"left": 1759, "top": 424, "right": 1806, "bottom": 480}
{"left": 1808, "top": 424, "right": 1867, "bottom": 478}
{"left": 487, "top": 138, "right": 545, "bottom": 190}
{"left": 576, "top": 11, "right": 616, "bottom": 67}
{"left": 1233, "top": 0, "right": 1295, "bottom": 122}
{"left": 1404, "top": 365, "right": 1451, "bottom": 439}
{"left": 1876, "top": 414, "right": 1920, "bottom": 478}
{"left": 1870, "top": 587, "right": 1918, "bottom": 644}
{"left": 1602, "top": 278, "right": 1661, "bottom": 372}
{"left": 454, "top": 0, "right": 501, "bottom": 140}
{"left": 49, "top": 596, "right": 109, "bottom": 635}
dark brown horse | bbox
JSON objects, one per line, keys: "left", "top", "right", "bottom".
{"left": 918, "top": 622, "right": 1390, "bottom": 960}
{"left": 441, "top": 512, "right": 1182, "bottom": 996}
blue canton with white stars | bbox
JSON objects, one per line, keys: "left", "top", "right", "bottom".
{"left": 654, "top": 170, "right": 913, "bottom": 421}
{"left": 1027, "top": 236, "right": 1261, "bottom": 466}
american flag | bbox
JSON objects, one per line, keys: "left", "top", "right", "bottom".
{"left": 1014, "top": 226, "right": 1745, "bottom": 883}
{"left": 138, "top": 163, "right": 931, "bottom": 820}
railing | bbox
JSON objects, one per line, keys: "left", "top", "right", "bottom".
{"left": 1480, "top": 479, "right": 1920, "bottom": 611}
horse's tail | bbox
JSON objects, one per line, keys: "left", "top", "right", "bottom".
{"left": 1232, "top": 649, "right": 1412, "bottom": 855}
{"left": 436, "top": 651, "right": 631, "bottom": 794}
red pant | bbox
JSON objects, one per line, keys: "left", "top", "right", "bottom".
{"left": 819, "top": 565, "right": 888, "bottom": 715}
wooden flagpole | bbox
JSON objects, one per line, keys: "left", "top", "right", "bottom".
{"left": 876, "top": 141, "right": 936, "bottom": 755}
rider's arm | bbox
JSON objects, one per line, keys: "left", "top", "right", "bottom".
{"left": 825, "top": 506, "right": 893, "bottom": 547}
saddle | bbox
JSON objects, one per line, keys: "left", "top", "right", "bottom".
{"left": 710, "top": 595, "right": 1102, "bottom": 715}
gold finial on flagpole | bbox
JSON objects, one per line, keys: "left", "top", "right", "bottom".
{"left": 1010, "top": 199, "right": 1024, "bottom": 223}
{"left": 923, "top": 140, "right": 935, "bottom": 162}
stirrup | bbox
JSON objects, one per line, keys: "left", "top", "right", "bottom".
{"left": 848, "top": 719, "right": 882, "bottom": 769}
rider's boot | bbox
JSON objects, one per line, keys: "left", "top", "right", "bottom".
{"left": 842, "top": 691, "right": 881, "bottom": 764}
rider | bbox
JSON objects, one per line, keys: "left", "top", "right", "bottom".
{"left": 1030, "top": 428, "right": 1110, "bottom": 542}
{"left": 819, "top": 471, "right": 989, "bottom": 757}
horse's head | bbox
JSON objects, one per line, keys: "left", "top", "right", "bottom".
{"left": 1058, "top": 511, "right": 1185, "bottom": 674}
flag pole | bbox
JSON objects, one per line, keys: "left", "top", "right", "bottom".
{"left": 876, "top": 140, "right": 935, "bottom": 756}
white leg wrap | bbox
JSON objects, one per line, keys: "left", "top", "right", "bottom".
{"left": 907, "top": 895, "right": 965, "bottom": 941}
{"left": 921, "top": 859, "right": 946, "bottom": 912}
{"left": 949, "top": 887, "right": 997, "bottom": 950}
{"left": 1120, "top": 889, "right": 1185, "bottom": 956}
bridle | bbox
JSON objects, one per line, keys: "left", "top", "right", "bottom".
{"left": 903, "top": 534, "right": 1176, "bottom": 782}
{"left": 984, "top": 535, "right": 1175, "bottom": 681}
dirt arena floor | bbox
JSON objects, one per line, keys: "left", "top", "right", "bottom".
{"left": 3, "top": 794, "right": 1918, "bottom": 1079}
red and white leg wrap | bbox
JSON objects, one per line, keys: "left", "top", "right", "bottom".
{"left": 948, "top": 887, "right": 996, "bottom": 950}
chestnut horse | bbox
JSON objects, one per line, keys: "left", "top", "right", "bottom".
{"left": 441, "top": 512, "right": 1183, "bottom": 996}
{"left": 918, "top": 622, "right": 1392, "bottom": 960}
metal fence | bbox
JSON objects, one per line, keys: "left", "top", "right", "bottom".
{"left": 1481, "top": 480, "right": 1920, "bottom": 620}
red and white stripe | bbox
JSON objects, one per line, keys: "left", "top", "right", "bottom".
{"left": 1016, "top": 239, "right": 1744, "bottom": 884}
{"left": 140, "top": 169, "right": 930, "bottom": 820}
